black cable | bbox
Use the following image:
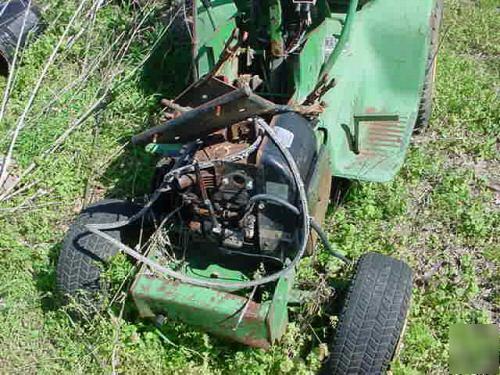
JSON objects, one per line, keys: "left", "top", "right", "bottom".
{"left": 247, "top": 194, "right": 300, "bottom": 216}
{"left": 310, "top": 218, "right": 351, "bottom": 264}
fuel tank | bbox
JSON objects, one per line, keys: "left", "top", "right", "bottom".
{"left": 257, "top": 112, "right": 318, "bottom": 253}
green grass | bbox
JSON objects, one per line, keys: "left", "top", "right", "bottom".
{"left": 0, "top": 0, "right": 498, "bottom": 373}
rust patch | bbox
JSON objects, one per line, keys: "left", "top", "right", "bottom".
{"left": 157, "top": 282, "right": 167, "bottom": 293}
{"left": 360, "top": 116, "right": 406, "bottom": 156}
{"left": 140, "top": 283, "right": 151, "bottom": 294}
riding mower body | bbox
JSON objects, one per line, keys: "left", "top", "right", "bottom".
{"left": 56, "top": 0, "right": 442, "bottom": 372}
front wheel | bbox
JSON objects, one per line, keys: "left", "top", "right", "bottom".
{"left": 324, "top": 252, "right": 413, "bottom": 374}
{"left": 56, "top": 199, "right": 142, "bottom": 313}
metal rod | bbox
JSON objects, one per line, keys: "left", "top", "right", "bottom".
{"left": 233, "top": 285, "right": 258, "bottom": 331}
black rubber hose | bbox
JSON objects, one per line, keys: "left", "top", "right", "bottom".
{"left": 310, "top": 218, "right": 351, "bottom": 264}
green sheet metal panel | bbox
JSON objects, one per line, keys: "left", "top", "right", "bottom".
{"left": 132, "top": 273, "right": 273, "bottom": 348}
{"left": 267, "top": 270, "right": 293, "bottom": 343}
{"left": 305, "top": 0, "right": 436, "bottom": 182}
{"left": 130, "top": 247, "right": 292, "bottom": 348}
{"left": 183, "top": 262, "right": 249, "bottom": 283}
{"left": 268, "top": 0, "right": 284, "bottom": 57}
{"left": 194, "top": 0, "right": 239, "bottom": 79}
{"left": 293, "top": 17, "right": 343, "bottom": 103}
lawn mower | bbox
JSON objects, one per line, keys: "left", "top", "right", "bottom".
{"left": 56, "top": 0, "right": 442, "bottom": 372}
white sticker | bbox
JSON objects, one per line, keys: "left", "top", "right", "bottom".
{"left": 324, "top": 36, "right": 337, "bottom": 62}
{"left": 274, "top": 126, "right": 294, "bottom": 148}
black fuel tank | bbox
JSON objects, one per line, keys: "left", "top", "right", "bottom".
{"left": 257, "top": 112, "right": 318, "bottom": 253}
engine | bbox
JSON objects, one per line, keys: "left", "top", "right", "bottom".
{"left": 154, "top": 112, "right": 318, "bottom": 263}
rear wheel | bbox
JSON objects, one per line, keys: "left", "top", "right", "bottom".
{"left": 324, "top": 252, "right": 413, "bottom": 374}
{"left": 414, "top": 0, "right": 443, "bottom": 131}
{"left": 56, "top": 199, "right": 142, "bottom": 313}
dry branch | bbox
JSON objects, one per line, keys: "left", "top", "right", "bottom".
{"left": 0, "top": 0, "right": 90, "bottom": 190}
{"left": 0, "top": 1, "right": 180, "bottom": 201}
{"left": 0, "top": 90, "right": 111, "bottom": 201}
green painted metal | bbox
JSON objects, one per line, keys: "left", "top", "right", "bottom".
{"left": 145, "top": 143, "right": 182, "bottom": 156}
{"left": 190, "top": 0, "right": 436, "bottom": 182}
{"left": 131, "top": 273, "right": 272, "bottom": 348}
{"left": 292, "top": 17, "right": 343, "bottom": 103}
{"left": 130, "top": 251, "right": 291, "bottom": 349}
{"left": 183, "top": 262, "right": 249, "bottom": 283}
{"left": 317, "top": 0, "right": 359, "bottom": 84}
{"left": 267, "top": 270, "right": 292, "bottom": 343}
{"left": 306, "top": 0, "right": 437, "bottom": 182}
{"left": 193, "top": 0, "right": 239, "bottom": 79}
{"left": 268, "top": 0, "right": 284, "bottom": 57}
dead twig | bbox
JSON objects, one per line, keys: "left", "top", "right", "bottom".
{"left": 0, "top": 90, "right": 112, "bottom": 201}
{"left": 1, "top": 1, "right": 178, "bottom": 201}
{"left": 0, "top": 178, "right": 40, "bottom": 202}
{"left": 0, "top": 0, "right": 90, "bottom": 190}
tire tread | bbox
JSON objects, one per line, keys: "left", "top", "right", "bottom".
{"left": 326, "top": 252, "right": 413, "bottom": 374}
{"left": 56, "top": 199, "right": 139, "bottom": 299}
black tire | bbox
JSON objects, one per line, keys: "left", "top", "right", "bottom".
{"left": 325, "top": 252, "right": 413, "bottom": 374}
{"left": 56, "top": 199, "right": 141, "bottom": 311}
{"left": 414, "top": 0, "right": 443, "bottom": 131}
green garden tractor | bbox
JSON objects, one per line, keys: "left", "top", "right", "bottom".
{"left": 56, "top": 0, "right": 443, "bottom": 372}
